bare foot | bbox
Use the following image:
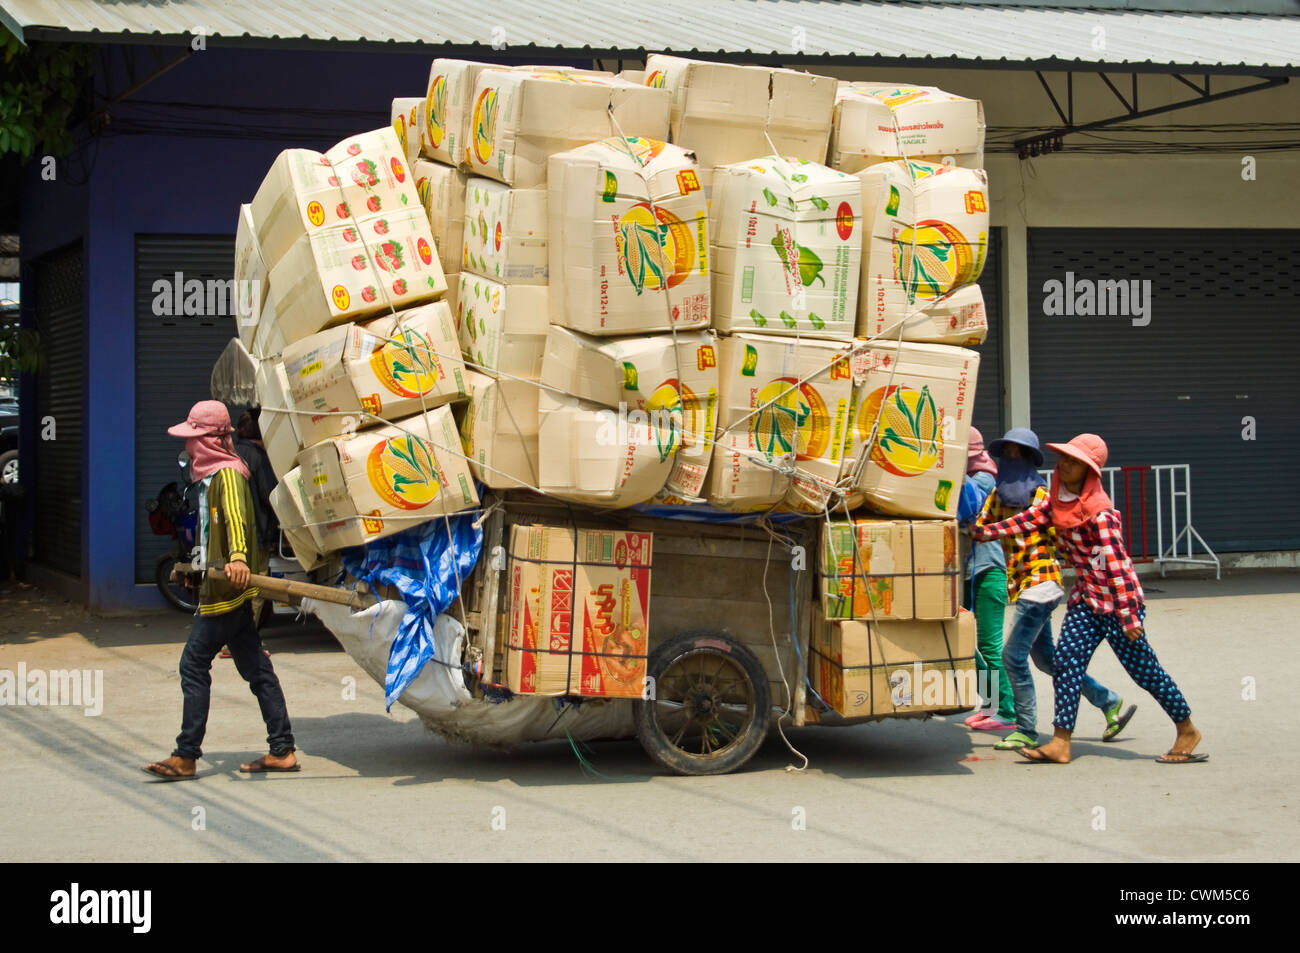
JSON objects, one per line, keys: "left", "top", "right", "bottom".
{"left": 239, "top": 750, "right": 299, "bottom": 773}
{"left": 1020, "top": 728, "right": 1072, "bottom": 763}
{"left": 1159, "top": 721, "right": 1204, "bottom": 762}
{"left": 143, "top": 755, "right": 197, "bottom": 780}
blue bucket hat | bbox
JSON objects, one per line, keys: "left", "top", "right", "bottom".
{"left": 988, "top": 427, "right": 1045, "bottom": 467}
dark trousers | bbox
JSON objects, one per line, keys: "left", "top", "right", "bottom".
{"left": 173, "top": 601, "right": 295, "bottom": 760}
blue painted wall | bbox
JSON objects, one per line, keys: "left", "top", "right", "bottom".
{"left": 20, "top": 43, "right": 576, "bottom": 609}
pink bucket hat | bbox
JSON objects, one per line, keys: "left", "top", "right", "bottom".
{"left": 1045, "top": 433, "right": 1107, "bottom": 478}
{"left": 167, "top": 400, "right": 233, "bottom": 438}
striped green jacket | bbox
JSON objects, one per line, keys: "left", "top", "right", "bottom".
{"left": 198, "top": 466, "right": 267, "bottom": 616}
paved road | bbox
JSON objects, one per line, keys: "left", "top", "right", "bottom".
{"left": 1, "top": 573, "right": 1296, "bottom": 862}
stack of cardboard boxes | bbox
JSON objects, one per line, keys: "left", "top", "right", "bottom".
{"left": 236, "top": 58, "right": 990, "bottom": 706}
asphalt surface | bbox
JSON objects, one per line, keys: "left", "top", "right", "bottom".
{"left": 1, "top": 572, "right": 1296, "bottom": 862}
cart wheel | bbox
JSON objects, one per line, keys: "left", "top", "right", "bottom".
{"left": 635, "top": 631, "right": 770, "bottom": 776}
{"left": 156, "top": 553, "right": 197, "bottom": 614}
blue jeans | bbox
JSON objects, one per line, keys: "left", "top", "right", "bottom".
{"left": 173, "top": 601, "right": 295, "bottom": 760}
{"left": 1002, "top": 596, "right": 1119, "bottom": 738}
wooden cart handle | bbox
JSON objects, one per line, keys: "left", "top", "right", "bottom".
{"left": 172, "top": 563, "right": 374, "bottom": 610}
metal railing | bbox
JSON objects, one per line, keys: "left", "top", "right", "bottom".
{"left": 1037, "top": 463, "right": 1220, "bottom": 579}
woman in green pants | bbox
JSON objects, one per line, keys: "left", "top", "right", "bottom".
{"left": 962, "top": 429, "right": 1016, "bottom": 730}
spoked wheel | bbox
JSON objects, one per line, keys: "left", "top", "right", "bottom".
{"left": 635, "top": 631, "right": 770, "bottom": 776}
{"left": 156, "top": 552, "right": 198, "bottom": 614}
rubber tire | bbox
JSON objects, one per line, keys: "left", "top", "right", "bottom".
{"left": 635, "top": 630, "right": 771, "bottom": 776}
{"left": 156, "top": 552, "right": 198, "bottom": 614}
{"left": 0, "top": 450, "right": 17, "bottom": 485}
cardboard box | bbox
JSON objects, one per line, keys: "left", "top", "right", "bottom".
{"left": 644, "top": 55, "right": 836, "bottom": 168}
{"left": 466, "top": 70, "right": 669, "bottom": 188}
{"left": 296, "top": 405, "right": 479, "bottom": 550}
{"left": 463, "top": 178, "right": 549, "bottom": 284}
{"left": 425, "top": 59, "right": 502, "bottom": 166}
{"left": 540, "top": 326, "right": 718, "bottom": 499}
{"left": 250, "top": 128, "right": 423, "bottom": 269}
{"left": 269, "top": 467, "right": 327, "bottom": 570}
{"left": 413, "top": 159, "right": 470, "bottom": 272}
{"left": 705, "top": 334, "right": 854, "bottom": 510}
{"left": 268, "top": 206, "right": 446, "bottom": 347}
{"left": 462, "top": 371, "right": 541, "bottom": 489}
{"left": 505, "top": 524, "right": 653, "bottom": 697}
{"left": 280, "top": 301, "right": 468, "bottom": 446}
{"left": 254, "top": 359, "right": 303, "bottom": 480}
{"left": 391, "top": 98, "right": 425, "bottom": 169}
{"left": 829, "top": 84, "right": 986, "bottom": 173}
{"left": 809, "top": 609, "right": 976, "bottom": 717}
{"left": 710, "top": 156, "right": 862, "bottom": 341}
{"left": 907, "top": 284, "right": 988, "bottom": 347}
{"left": 820, "top": 519, "right": 959, "bottom": 621}
{"left": 537, "top": 389, "right": 675, "bottom": 506}
{"left": 846, "top": 341, "right": 980, "bottom": 519}
{"left": 454, "top": 274, "right": 548, "bottom": 378}
{"left": 856, "top": 160, "right": 989, "bottom": 341}
{"left": 548, "top": 136, "right": 710, "bottom": 336}
{"left": 233, "top": 204, "right": 269, "bottom": 351}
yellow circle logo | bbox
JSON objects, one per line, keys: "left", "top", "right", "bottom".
{"left": 331, "top": 285, "right": 350, "bottom": 310}
{"left": 306, "top": 201, "right": 325, "bottom": 227}
{"left": 616, "top": 203, "right": 693, "bottom": 295}
{"left": 427, "top": 74, "right": 447, "bottom": 149}
{"left": 369, "top": 329, "right": 442, "bottom": 398}
{"left": 471, "top": 87, "right": 498, "bottom": 165}
{"left": 894, "top": 220, "right": 973, "bottom": 301}
{"left": 858, "top": 384, "right": 942, "bottom": 476}
{"left": 366, "top": 434, "right": 442, "bottom": 510}
{"left": 752, "top": 378, "right": 829, "bottom": 461}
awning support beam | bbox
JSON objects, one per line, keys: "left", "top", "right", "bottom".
{"left": 1016, "top": 73, "right": 1287, "bottom": 159}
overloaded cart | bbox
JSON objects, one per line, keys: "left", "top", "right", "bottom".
{"left": 221, "top": 56, "right": 993, "bottom": 774}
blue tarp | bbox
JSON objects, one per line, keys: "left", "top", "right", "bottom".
{"left": 342, "top": 514, "right": 483, "bottom": 709}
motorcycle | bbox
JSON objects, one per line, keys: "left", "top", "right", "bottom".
{"left": 145, "top": 450, "right": 201, "bottom": 613}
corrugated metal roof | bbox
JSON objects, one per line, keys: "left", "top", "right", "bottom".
{"left": 2, "top": 0, "right": 1298, "bottom": 72}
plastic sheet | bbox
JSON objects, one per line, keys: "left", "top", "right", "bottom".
{"left": 209, "top": 337, "right": 259, "bottom": 406}
{"left": 340, "top": 515, "right": 483, "bottom": 708}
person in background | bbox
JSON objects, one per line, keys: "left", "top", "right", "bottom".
{"left": 959, "top": 428, "right": 1015, "bottom": 731}
{"left": 143, "top": 400, "right": 299, "bottom": 780}
{"left": 976, "top": 428, "right": 1135, "bottom": 751}
{"left": 972, "top": 433, "right": 1203, "bottom": 765}
{"left": 233, "top": 408, "right": 279, "bottom": 555}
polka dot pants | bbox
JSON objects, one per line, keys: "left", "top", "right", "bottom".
{"left": 1053, "top": 604, "right": 1191, "bottom": 732}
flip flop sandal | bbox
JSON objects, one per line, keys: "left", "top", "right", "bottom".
{"left": 1016, "top": 747, "right": 1065, "bottom": 764}
{"left": 963, "top": 713, "right": 989, "bottom": 727}
{"left": 994, "top": 732, "right": 1039, "bottom": 750}
{"left": 971, "top": 716, "right": 1016, "bottom": 732}
{"left": 142, "top": 763, "right": 199, "bottom": 782}
{"left": 1103, "top": 703, "right": 1138, "bottom": 741}
{"left": 239, "top": 756, "right": 301, "bottom": 774}
{"left": 1155, "top": 751, "right": 1209, "bottom": 764}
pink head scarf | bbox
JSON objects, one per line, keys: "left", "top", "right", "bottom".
{"left": 966, "top": 427, "right": 997, "bottom": 478}
{"left": 168, "top": 400, "right": 250, "bottom": 480}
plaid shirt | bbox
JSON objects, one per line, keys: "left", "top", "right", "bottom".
{"left": 971, "top": 493, "right": 1145, "bottom": 629}
{"left": 975, "top": 485, "right": 1062, "bottom": 601}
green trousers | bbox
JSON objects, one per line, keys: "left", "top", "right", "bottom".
{"left": 968, "top": 568, "right": 1015, "bottom": 722}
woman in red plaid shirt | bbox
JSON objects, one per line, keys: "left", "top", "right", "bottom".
{"left": 970, "top": 434, "right": 1206, "bottom": 765}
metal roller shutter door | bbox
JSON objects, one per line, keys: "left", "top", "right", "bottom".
{"left": 134, "top": 235, "right": 238, "bottom": 583}
{"left": 34, "top": 244, "right": 85, "bottom": 577}
{"left": 971, "top": 226, "right": 1004, "bottom": 440}
{"left": 1026, "top": 227, "right": 1300, "bottom": 553}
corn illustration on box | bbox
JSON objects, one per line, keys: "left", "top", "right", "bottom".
{"left": 549, "top": 136, "right": 710, "bottom": 336}
{"left": 506, "top": 525, "right": 653, "bottom": 698}
{"left": 425, "top": 59, "right": 500, "bottom": 167}
{"left": 391, "top": 97, "right": 425, "bottom": 169}
{"left": 454, "top": 274, "right": 548, "bottom": 378}
{"left": 711, "top": 156, "right": 863, "bottom": 341}
{"left": 413, "top": 159, "right": 469, "bottom": 274}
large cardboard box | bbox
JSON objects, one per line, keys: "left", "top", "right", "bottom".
{"left": 254, "top": 359, "right": 303, "bottom": 480}
{"left": 829, "top": 84, "right": 985, "bottom": 173}
{"left": 505, "top": 524, "right": 653, "bottom": 697}
{"left": 820, "top": 519, "right": 959, "bottom": 621}
{"left": 269, "top": 206, "right": 446, "bottom": 347}
{"left": 710, "top": 156, "right": 862, "bottom": 341}
{"left": 391, "top": 98, "right": 425, "bottom": 168}
{"left": 296, "top": 405, "right": 478, "bottom": 550}
{"left": 462, "top": 370, "right": 541, "bottom": 490}
{"left": 548, "top": 136, "right": 710, "bottom": 336}
{"left": 250, "top": 129, "right": 423, "bottom": 269}
{"left": 809, "top": 609, "right": 976, "bottom": 717}
{"left": 856, "top": 160, "right": 989, "bottom": 341}
{"left": 644, "top": 55, "right": 836, "bottom": 168}
{"left": 706, "top": 334, "right": 854, "bottom": 510}
{"left": 465, "top": 70, "right": 669, "bottom": 188}
{"left": 280, "top": 301, "right": 468, "bottom": 446}
{"left": 463, "top": 178, "right": 549, "bottom": 284}
{"left": 454, "top": 274, "right": 548, "bottom": 378}
{"left": 269, "top": 467, "right": 327, "bottom": 571}
{"left": 537, "top": 390, "right": 675, "bottom": 506}
{"left": 413, "top": 159, "right": 469, "bottom": 273}
{"left": 425, "top": 59, "right": 500, "bottom": 167}
{"left": 233, "top": 204, "right": 269, "bottom": 351}
{"left": 540, "top": 326, "right": 718, "bottom": 499}
{"left": 846, "top": 341, "right": 980, "bottom": 519}
{"left": 907, "top": 284, "right": 988, "bottom": 347}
